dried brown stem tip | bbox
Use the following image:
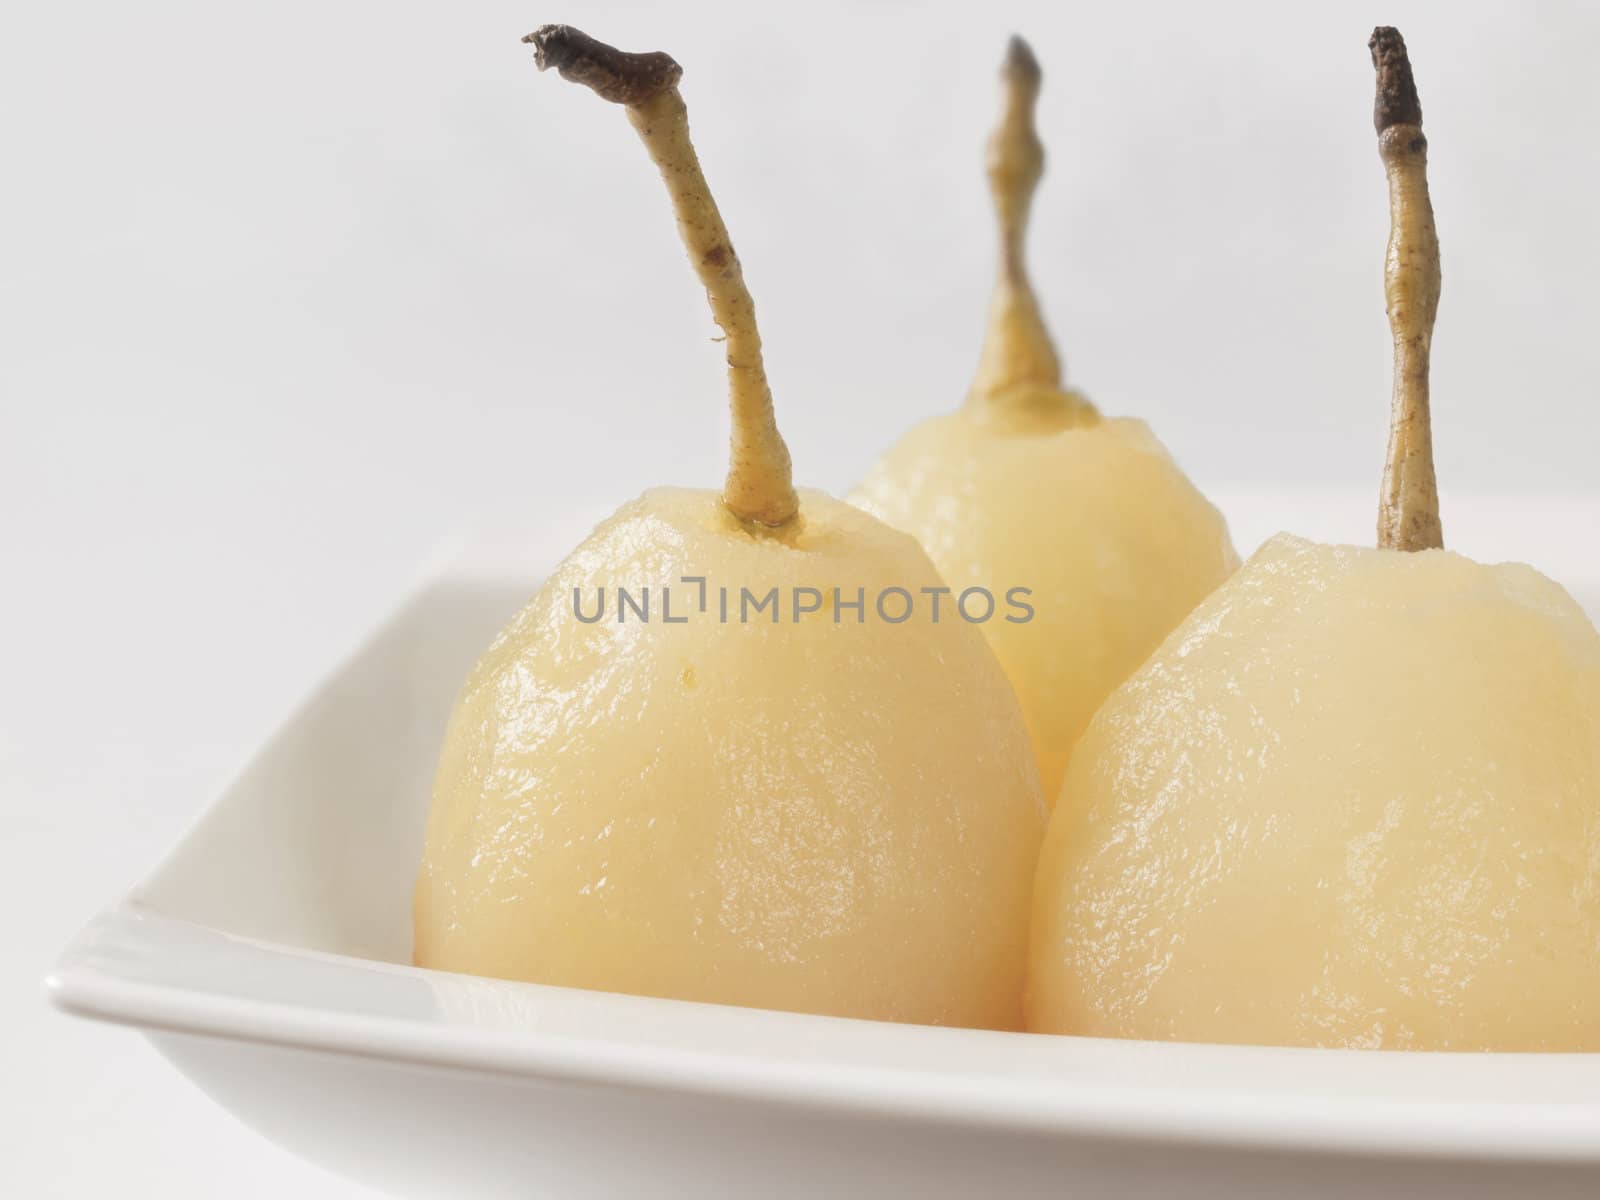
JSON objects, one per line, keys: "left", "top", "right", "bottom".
{"left": 523, "top": 24, "right": 682, "bottom": 107}
{"left": 1369, "top": 26, "right": 1422, "bottom": 133}
{"left": 1003, "top": 33, "right": 1041, "bottom": 86}
{"left": 1370, "top": 25, "right": 1443, "bottom": 553}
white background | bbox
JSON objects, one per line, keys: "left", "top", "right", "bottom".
{"left": 4, "top": 1, "right": 1598, "bottom": 1195}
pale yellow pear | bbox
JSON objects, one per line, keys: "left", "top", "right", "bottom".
{"left": 414, "top": 27, "right": 1044, "bottom": 1030}
{"left": 1029, "top": 28, "right": 1600, "bottom": 1051}
{"left": 851, "top": 40, "right": 1236, "bottom": 802}
{"left": 1029, "top": 534, "right": 1600, "bottom": 1050}
{"left": 854, "top": 415, "right": 1237, "bottom": 804}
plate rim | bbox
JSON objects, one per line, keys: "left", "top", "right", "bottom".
{"left": 47, "top": 902, "right": 1600, "bottom": 1164}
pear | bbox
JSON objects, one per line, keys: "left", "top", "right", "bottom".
{"left": 850, "top": 38, "right": 1237, "bottom": 803}
{"left": 414, "top": 26, "right": 1045, "bottom": 1030}
{"left": 1028, "top": 28, "right": 1600, "bottom": 1051}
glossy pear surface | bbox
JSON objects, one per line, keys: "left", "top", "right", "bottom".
{"left": 1029, "top": 533, "right": 1600, "bottom": 1050}
{"left": 851, "top": 409, "right": 1237, "bottom": 801}
{"left": 416, "top": 489, "right": 1046, "bottom": 1029}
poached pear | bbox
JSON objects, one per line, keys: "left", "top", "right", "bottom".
{"left": 414, "top": 26, "right": 1045, "bottom": 1030}
{"left": 850, "top": 39, "right": 1237, "bottom": 802}
{"left": 1027, "top": 29, "right": 1600, "bottom": 1051}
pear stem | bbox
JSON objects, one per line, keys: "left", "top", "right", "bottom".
{"left": 525, "top": 25, "right": 799, "bottom": 529}
{"left": 1371, "top": 27, "right": 1443, "bottom": 552}
{"left": 967, "top": 37, "right": 1083, "bottom": 417}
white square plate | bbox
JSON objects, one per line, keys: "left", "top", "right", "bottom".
{"left": 47, "top": 499, "right": 1600, "bottom": 1198}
